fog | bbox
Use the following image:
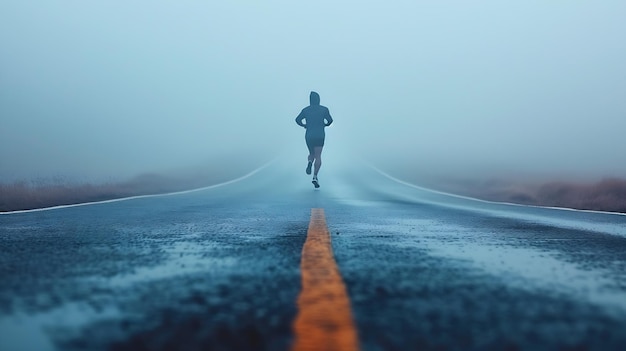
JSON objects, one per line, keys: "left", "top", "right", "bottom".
{"left": 2, "top": 1, "right": 625, "bottom": 184}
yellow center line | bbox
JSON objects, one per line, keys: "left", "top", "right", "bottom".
{"left": 291, "top": 208, "right": 360, "bottom": 351}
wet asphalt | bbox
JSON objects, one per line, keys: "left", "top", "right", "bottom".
{"left": 1, "top": 155, "right": 626, "bottom": 351}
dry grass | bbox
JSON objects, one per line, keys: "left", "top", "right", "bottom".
{"left": 533, "top": 178, "right": 626, "bottom": 212}
{"left": 424, "top": 177, "right": 626, "bottom": 213}
{"left": 1, "top": 174, "right": 176, "bottom": 212}
{"left": 3, "top": 183, "right": 109, "bottom": 211}
{"left": 0, "top": 166, "right": 258, "bottom": 212}
{"left": 370, "top": 161, "right": 626, "bottom": 214}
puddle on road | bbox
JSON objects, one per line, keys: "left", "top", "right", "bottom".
{"left": 0, "top": 240, "right": 239, "bottom": 351}
{"left": 91, "top": 241, "right": 238, "bottom": 288}
{"left": 0, "top": 302, "right": 120, "bottom": 351}
{"left": 425, "top": 241, "right": 626, "bottom": 312}
{"left": 351, "top": 219, "right": 626, "bottom": 315}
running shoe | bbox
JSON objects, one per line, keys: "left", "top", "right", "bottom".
{"left": 312, "top": 176, "right": 319, "bottom": 188}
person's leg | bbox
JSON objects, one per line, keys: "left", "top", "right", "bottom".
{"left": 305, "top": 138, "right": 314, "bottom": 174}
{"left": 313, "top": 146, "right": 323, "bottom": 177}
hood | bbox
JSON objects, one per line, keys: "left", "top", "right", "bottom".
{"left": 309, "top": 91, "right": 320, "bottom": 105}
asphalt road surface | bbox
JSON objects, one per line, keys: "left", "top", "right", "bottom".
{"left": 2, "top": 155, "right": 626, "bottom": 351}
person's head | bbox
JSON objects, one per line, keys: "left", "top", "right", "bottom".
{"left": 309, "top": 91, "right": 320, "bottom": 105}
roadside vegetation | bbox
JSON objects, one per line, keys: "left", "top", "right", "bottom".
{"left": 0, "top": 165, "right": 257, "bottom": 212}
{"left": 374, "top": 161, "right": 626, "bottom": 214}
{"left": 483, "top": 178, "right": 626, "bottom": 213}
{"left": 425, "top": 176, "right": 626, "bottom": 214}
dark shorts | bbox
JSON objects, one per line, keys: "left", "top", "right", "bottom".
{"left": 305, "top": 136, "right": 325, "bottom": 153}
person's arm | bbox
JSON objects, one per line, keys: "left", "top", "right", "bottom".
{"left": 324, "top": 108, "right": 333, "bottom": 126}
{"left": 295, "top": 110, "right": 306, "bottom": 128}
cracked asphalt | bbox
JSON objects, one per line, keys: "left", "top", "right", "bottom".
{"left": 2, "top": 156, "right": 626, "bottom": 351}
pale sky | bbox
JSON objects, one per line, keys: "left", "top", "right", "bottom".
{"left": 1, "top": 1, "right": 625, "bottom": 182}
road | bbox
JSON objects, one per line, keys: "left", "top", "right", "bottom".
{"left": 2, "top": 154, "right": 626, "bottom": 351}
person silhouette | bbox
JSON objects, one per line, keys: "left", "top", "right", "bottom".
{"left": 295, "top": 91, "right": 333, "bottom": 188}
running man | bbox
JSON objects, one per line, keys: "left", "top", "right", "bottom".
{"left": 295, "top": 91, "right": 333, "bottom": 188}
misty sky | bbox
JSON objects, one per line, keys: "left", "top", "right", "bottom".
{"left": 1, "top": 1, "right": 625, "bottom": 182}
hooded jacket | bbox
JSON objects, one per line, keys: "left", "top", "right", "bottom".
{"left": 295, "top": 91, "right": 333, "bottom": 138}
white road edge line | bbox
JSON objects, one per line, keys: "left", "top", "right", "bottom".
{"left": 1, "top": 159, "right": 276, "bottom": 215}
{"left": 369, "top": 164, "right": 626, "bottom": 217}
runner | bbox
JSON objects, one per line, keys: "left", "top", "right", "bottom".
{"left": 295, "top": 91, "right": 333, "bottom": 188}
